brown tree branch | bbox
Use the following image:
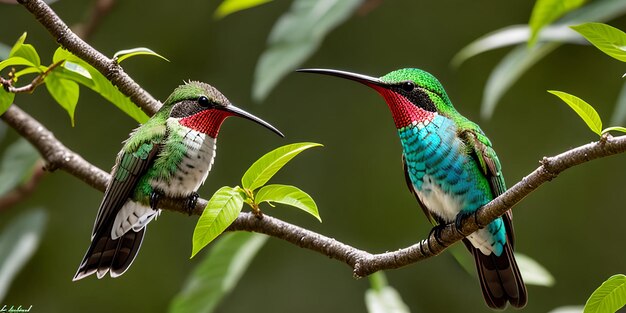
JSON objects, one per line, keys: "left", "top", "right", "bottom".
{"left": 3, "top": 104, "right": 626, "bottom": 277}
{"left": 9, "top": 0, "right": 626, "bottom": 278}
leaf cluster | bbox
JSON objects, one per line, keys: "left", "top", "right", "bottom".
{"left": 191, "top": 142, "right": 322, "bottom": 257}
{"left": 0, "top": 34, "right": 169, "bottom": 125}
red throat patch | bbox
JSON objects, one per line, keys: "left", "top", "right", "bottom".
{"left": 370, "top": 85, "right": 435, "bottom": 129}
{"left": 179, "top": 110, "right": 232, "bottom": 138}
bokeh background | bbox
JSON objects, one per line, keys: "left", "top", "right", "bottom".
{"left": 1, "top": 1, "right": 626, "bottom": 312}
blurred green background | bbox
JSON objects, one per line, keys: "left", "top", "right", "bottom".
{"left": 1, "top": 0, "right": 626, "bottom": 312}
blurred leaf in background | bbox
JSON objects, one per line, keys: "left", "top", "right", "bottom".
{"left": 365, "top": 272, "right": 411, "bottom": 313}
{"left": 453, "top": 0, "right": 626, "bottom": 119}
{"left": 515, "top": 253, "right": 555, "bottom": 287}
{"left": 0, "top": 209, "right": 47, "bottom": 302}
{"left": 0, "top": 42, "right": 10, "bottom": 60}
{"left": 0, "top": 138, "right": 40, "bottom": 197}
{"left": 170, "top": 232, "right": 268, "bottom": 313}
{"left": 548, "top": 306, "right": 584, "bottom": 313}
{"left": 252, "top": 0, "right": 363, "bottom": 101}
{"left": 528, "top": 0, "right": 586, "bottom": 46}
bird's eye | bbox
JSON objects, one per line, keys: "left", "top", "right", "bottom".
{"left": 198, "top": 96, "right": 211, "bottom": 107}
{"left": 401, "top": 81, "right": 415, "bottom": 92}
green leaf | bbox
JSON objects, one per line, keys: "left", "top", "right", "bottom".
{"left": 0, "top": 88, "right": 15, "bottom": 116}
{"left": 53, "top": 47, "right": 149, "bottom": 123}
{"left": 191, "top": 186, "right": 244, "bottom": 258}
{"left": 571, "top": 22, "right": 626, "bottom": 62}
{"left": 365, "top": 272, "right": 410, "bottom": 313}
{"left": 13, "top": 66, "right": 44, "bottom": 80}
{"left": 0, "top": 56, "right": 37, "bottom": 73}
{"left": 214, "top": 0, "right": 273, "bottom": 19}
{"left": 45, "top": 71, "right": 80, "bottom": 126}
{"left": 9, "top": 33, "right": 40, "bottom": 67}
{"left": 529, "top": 0, "right": 586, "bottom": 46}
{"left": 515, "top": 252, "right": 555, "bottom": 287}
{"left": 482, "top": 42, "right": 559, "bottom": 119}
{"left": 0, "top": 138, "right": 40, "bottom": 197}
{"left": 584, "top": 274, "right": 626, "bottom": 313}
{"left": 602, "top": 126, "right": 626, "bottom": 134}
{"left": 0, "top": 209, "right": 47, "bottom": 302}
{"left": 113, "top": 47, "right": 170, "bottom": 64}
{"left": 252, "top": 0, "right": 363, "bottom": 101}
{"left": 255, "top": 184, "right": 321, "bottom": 222}
{"left": 169, "top": 232, "right": 268, "bottom": 313}
{"left": 548, "top": 90, "right": 603, "bottom": 135}
{"left": 241, "top": 142, "right": 322, "bottom": 191}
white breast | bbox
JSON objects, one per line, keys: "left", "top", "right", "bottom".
{"left": 414, "top": 175, "right": 496, "bottom": 255}
{"left": 150, "top": 120, "right": 217, "bottom": 198}
{"left": 416, "top": 175, "right": 463, "bottom": 221}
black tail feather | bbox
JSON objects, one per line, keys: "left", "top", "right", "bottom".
{"left": 464, "top": 239, "right": 527, "bottom": 309}
{"left": 73, "top": 224, "right": 145, "bottom": 281}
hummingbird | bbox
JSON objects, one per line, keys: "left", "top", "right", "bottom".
{"left": 73, "top": 81, "right": 283, "bottom": 281}
{"left": 298, "top": 68, "right": 527, "bottom": 309}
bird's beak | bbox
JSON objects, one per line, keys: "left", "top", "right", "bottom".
{"left": 224, "top": 104, "right": 284, "bottom": 137}
{"left": 297, "top": 68, "right": 385, "bottom": 87}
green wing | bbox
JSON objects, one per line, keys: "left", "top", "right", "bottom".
{"left": 91, "top": 136, "right": 162, "bottom": 238}
{"left": 460, "top": 128, "right": 515, "bottom": 247}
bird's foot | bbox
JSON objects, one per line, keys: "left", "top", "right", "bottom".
{"left": 454, "top": 210, "right": 481, "bottom": 237}
{"left": 427, "top": 224, "right": 446, "bottom": 252}
{"left": 185, "top": 192, "right": 199, "bottom": 216}
{"left": 150, "top": 189, "right": 164, "bottom": 210}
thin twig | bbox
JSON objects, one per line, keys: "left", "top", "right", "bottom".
{"left": 1, "top": 59, "right": 64, "bottom": 93}
{"left": 72, "top": 0, "right": 116, "bottom": 40}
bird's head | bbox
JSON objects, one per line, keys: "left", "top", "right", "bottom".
{"left": 298, "top": 68, "right": 456, "bottom": 129}
{"left": 162, "top": 81, "right": 283, "bottom": 138}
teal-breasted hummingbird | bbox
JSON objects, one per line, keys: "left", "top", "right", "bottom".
{"left": 298, "top": 68, "right": 527, "bottom": 309}
{"left": 73, "top": 81, "right": 283, "bottom": 280}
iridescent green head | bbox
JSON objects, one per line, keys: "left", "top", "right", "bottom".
{"left": 157, "top": 81, "right": 283, "bottom": 138}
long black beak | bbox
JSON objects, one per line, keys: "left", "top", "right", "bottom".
{"left": 225, "top": 104, "right": 284, "bottom": 137}
{"left": 296, "top": 68, "right": 385, "bottom": 87}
